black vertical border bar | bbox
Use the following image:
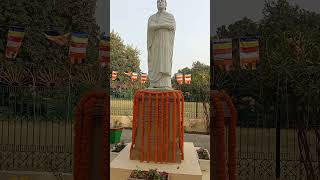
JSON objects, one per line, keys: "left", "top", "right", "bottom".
{"left": 95, "top": 0, "right": 111, "bottom": 178}
{"left": 276, "top": 110, "right": 281, "bottom": 178}
{"left": 210, "top": 35, "right": 217, "bottom": 179}
{"left": 107, "top": 0, "right": 110, "bottom": 178}
{"left": 275, "top": 68, "right": 281, "bottom": 178}
{"left": 210, "top": 0, "right": 218, "bottom": 178}
{"left": 276, "top": 93, "right": 281, "bottom": 178}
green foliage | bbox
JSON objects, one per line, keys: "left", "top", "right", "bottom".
{"left": 0, "top": 0, "right": 107, "bottom": 83}
{"left": 0, "top": 0, "right": 97, "bottom": 63}
{"left": 215, "top": 0, "right": 320, "bottom": 128}
{"left": 110, "top": 31, "right": 141, "bottom": 73}
{"left": 173, "top": 61, "right": 210, "bottom": 131}
{"left": 216, "top": 17, "right": 260, "bottom": 38}
{"left": 173, "top": 61, "right": 210, "bottom": 101}
{"left": 196, "top": 148, "right": 210, "bottom": 160}
{"left": 0, "top": 0, "right": 109, "bottom": 119}
{"left": 130, "top": 168, "right": 168, "bottom": 180}
{"left": 110, "top": 31, "right": 142, "bottom": 90}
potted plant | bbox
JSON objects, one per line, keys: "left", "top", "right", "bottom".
{"left": 128, "top": 168, "right": 169, "bottom": 180}
{"left": 110, "top": 120, "right": 123, "bottom": 144}
{"left": 196, "top": 147, "right": 210, "bottom": 171}
{"left": 110, "top": 140, "right": 127, "bottom": 161}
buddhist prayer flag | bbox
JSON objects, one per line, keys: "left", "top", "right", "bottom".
{"left": 124, "top": 72, "right": 132, "bottom": 77}
{"left": 239, "top": 37, "right": 259, "bottom": 70}
{"left": 69, "top": 32, "right": 88, "bottom": 64}
{"left": 184, "top": 74, "right": 191, "bottom": 84}
{"left": 141, "top": 73, "right": 147, "bottom": 84}
{"left": 112, "top": 71, "right": 118, "bottom": 81}
{"left": 131, "top": 72, "right": 138, "bottom": 81}
{"left": 5, "top": 26, "right": 25, "bottom": 59}
{"left": 98, "top": 35, "right": 110, "bottom": 67}
{"left": 213, "top": 38, "right": 233, "bottom": 71}
{"left": 176, "top": 73, "right": 183, "bottom": 84}
{"left": 44, "top": 31, "right": 70, "bottom": 46}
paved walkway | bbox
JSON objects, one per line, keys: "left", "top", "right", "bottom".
{"left": 119, "top": 129, "right": 210, "bottom": 152}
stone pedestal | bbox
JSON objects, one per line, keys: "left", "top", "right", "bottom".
{"left": 111, "top": 142, "right": 202, "bottom": 180}
{"left": 130, "top": 89, "right": 184, "bottom": 163}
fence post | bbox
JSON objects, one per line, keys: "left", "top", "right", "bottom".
{"left": 196, "top": 100, "right": 198, "bottom": 119}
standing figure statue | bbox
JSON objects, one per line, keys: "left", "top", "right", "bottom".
{"left": 147, "top": 0, "right": 176, "bottom": 88}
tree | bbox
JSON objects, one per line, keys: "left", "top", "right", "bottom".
{"left": 110, "top": 31, "right": 141, "bottom": 74}
{"left": 216, "top": 17, "right": 260, "bottom": 38}
{"left": 110, "top": 31, "right": 142, "bottom": 96}
{"left": 173, "top": 61, "right": 210, "bottom": 132}
{"left": 173, "top": 61, "right": 209, "bottom": 99}
{"left": 0, "top": 0, "right": 108, "bottom": 117}
{"left": 214, "top": 0, "right": 320, "bottom": 177}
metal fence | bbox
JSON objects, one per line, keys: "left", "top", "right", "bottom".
{"left": 0, "top": 85, "right": 74, "bottom": 173}
{"left": 235, "top": 123, "right": 320, "bottom": 180}
{"left": 111, "top": 89, "right": 209, "bottom": 119}
{"left": 0, "top": 86, "right": 210, "bottom": 174}
{"left": 227, "top": 96, "right": 320, "bottom": 180}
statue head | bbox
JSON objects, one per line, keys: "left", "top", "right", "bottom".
{"left": 157, "top": 0, "right": 167, "bottom": 12}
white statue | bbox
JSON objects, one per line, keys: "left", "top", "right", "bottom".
{"left": 147, "top": 0, "right": 176, "bottom": 88}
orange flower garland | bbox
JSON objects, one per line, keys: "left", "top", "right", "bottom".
{"left": 221, "top": 91, "right": 237, "bottom": 180}
{"left": 73, "top": 91, "right": 109, "bottom": 180}
{"left": 212, "top": 90, "right": 237, "bottom": 180}
{"left": 155, "top": 94, "right": 159, "bottom": 162}
{"left": 212, "top": 91, "right": 227, "bottom": 180}
{"left": 130, "top": 89, "right": 184, "bottom": 163}
{"left": 173, "top": 92, "right": 177, "bottom": 161}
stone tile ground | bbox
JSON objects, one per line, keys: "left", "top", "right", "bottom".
{"left": 119, "top": 129, "right": 210, "bottom": 152}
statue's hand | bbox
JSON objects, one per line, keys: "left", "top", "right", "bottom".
{"left": 168, "top": 24, "right": 175, "bottom": 30}
{"left": 157, "top": 24, "right": 174, "bottom": 30}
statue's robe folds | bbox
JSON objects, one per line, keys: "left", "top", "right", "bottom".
{"left": 147, "top": 12, "right": 176, "bottom": 88}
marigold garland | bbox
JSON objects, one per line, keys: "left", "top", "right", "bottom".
{"left": 165, "top": 93, "right": 169, "bottom": 161}
{"left": 141, "top": 93, "right": 145, "bottom": 162}
{"left": 161, "top": 92, "right": 165, "bottom": 163}
{"left": 180, "top": 92, "right": 185, "bottom": 160}
{"left": 155, "top": 93, "right": 159, "bottom": 162}
{"left": 222, "top": 91, "right": 237, "bottom": 180}
{"left": 130, "top": 89, "right": 184, "bottom": 163}
{"left": 173, "top": 92, "right": 177, "bottom": 161}
{"left": 147, "top": 94, "right": 152, "bottom": 162}
{"left": 212, "top": 90, "right": 237, "bottom": 180}
{"left": 73, "top": 90, "right": 109, "bottom": 180}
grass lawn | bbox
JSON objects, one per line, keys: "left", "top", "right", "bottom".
{"left": 111, "top": 98, "right": 209, "bottom": 119}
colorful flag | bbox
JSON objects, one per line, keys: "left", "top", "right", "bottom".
{"left": 184, "top": 74, "right": 192, "bottom": 84}
{"left": 213, "top": 38, "right": 233, "bottom": 71}
{"left": 239, "top": 37, "right": 259, "bottom": 70}
{"left": 98, "top": 35, "right": 110, "bottom": 67}
{"left": 112, "top": 71, "right": 118, "bottom": 81}
{"left": 141, "top": 73, "right": 147, "bottom": 84}
{"left": 176, "top": 73, "right": 183, "bottom": 84}
{"left": 5, "top": 26, "right": 25, "bottom": 59}
{"left": 69, "top": 32, "right": 88, "bottom": 64}
{"left": 131, "top": 72, "right": 138, "bottom": 81}
{"left": 124, "top": 72, "right": 132, "bottom": 77}
{"left": 44, "top": 31, "right": 70, "bottom": 46}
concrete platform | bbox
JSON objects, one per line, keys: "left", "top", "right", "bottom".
{"left": 111, "top": 142, "right": 202, "bottom": 180}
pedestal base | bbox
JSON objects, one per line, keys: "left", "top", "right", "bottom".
{"left": 130, "top": 89, "right": 184, "bottom": 163}
{"left": 111, "top": 142, "right": 202, "bottom": 180}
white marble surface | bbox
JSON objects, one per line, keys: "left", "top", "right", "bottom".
{"left": 111, "top": 142, "right": 202, "bottom": 180}
{"left": 147, "top": 0, "right": 176, "bottom": 88}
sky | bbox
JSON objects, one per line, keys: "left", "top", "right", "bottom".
{"left": 211, "top": 0, "right": 320, "bottom": 35}
{"left": 110, "top": 0, "right": 210, "bottom": 74}
{"left": 95, "top": 0, "right": 110, "bottom": 33}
